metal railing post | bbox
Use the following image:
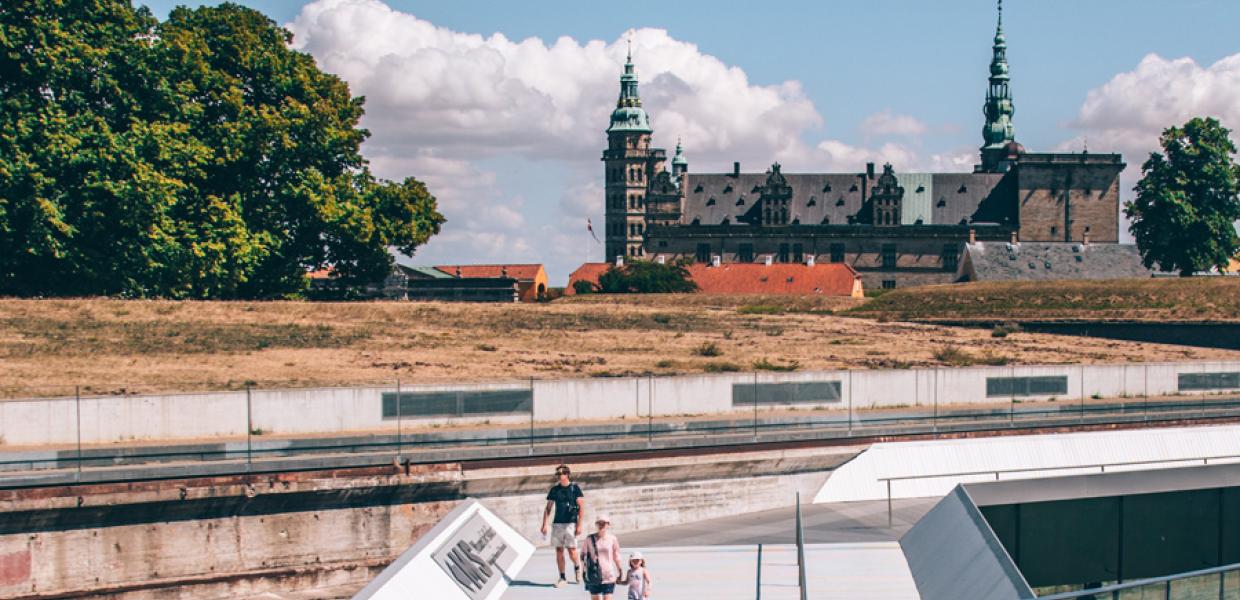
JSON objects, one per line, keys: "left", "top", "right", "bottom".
{"left": 886, "top": 479, "right": 893, "bottom": 527}
{"left": 647, "top": 376, "right": 653, "bottom": 447}
{"left": 1079, "top": 364, "right": 1086, "bottom": 424}
{"left": 75, "top": 385, "right": 83, "bottom": 478}
{"left": 933, "top": 368, "right": 939, "bottom": 434}
{"left": 847, "top": 370, "right": 854, "bottom": 435}
{"left": 396, "top": 378, "right": 403, "bottom": 461}
{"left": 1009, "top": 365, "right": 1016, "bottom": 427}
{"left": 245, "top": 385, "right": 253, "bottom": 467}
{"left": 796, "top": 492, "right": 807, "bottom": 600}
{"left": 528, "top": 377, "right": 535, "bottom": 455}
{"left": 1144, "top": 364, "right": 1150, "bottom": 421}
{"left": 755, "top": 543, "right": 763, "bottom": 600}
{"left": 753, "top": 372, "right": 759, "bottom": 441}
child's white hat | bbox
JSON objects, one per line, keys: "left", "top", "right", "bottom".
{"left": 630, "top": 551, "right": 644, "bottom": 560}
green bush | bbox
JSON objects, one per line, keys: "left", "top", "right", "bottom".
{"left": 597, "top": 260, "right": 697, "bottom": 294}
{"left": 753, "top": 358, "right": 800, "bottom": 372}
{"left": 693, "top": 342, "right": 722, "bottom": 357}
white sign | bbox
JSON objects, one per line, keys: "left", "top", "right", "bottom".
{"left": 353, "top": 499, "right": 534, "bottom": 600}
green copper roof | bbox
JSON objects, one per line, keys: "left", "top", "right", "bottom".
{"left": 672, "top": 139, "right": 688, "bottom": 166}
{"left": 608, "top": 47, "right": 652, "bottom": 133}
{"left": 981, "top": 0, "right": 1015, "bottom": 152}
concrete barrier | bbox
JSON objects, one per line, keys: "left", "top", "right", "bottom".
{"left": 2, "top": 360, "right": 1239, "bottom": 446}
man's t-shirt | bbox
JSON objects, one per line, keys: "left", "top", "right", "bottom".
{"left": 547, "top": 483, "right": 584, "bottom": 524}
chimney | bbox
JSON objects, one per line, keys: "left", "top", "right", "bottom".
{"left": 501, "top": 266, "right": 508, "bottom": 279}
{"left": 615, "top": 255, "right": 624, "bottom": 267}
{"left": 763, "top": 255, "right": 773, "bottom": 267}
{"left": 710, "top": 255, "right": 721, "bottom": 268}
{"left": 1083, "top": 232, "right": 1091, "bottom": 245}
{"left": 655, "top": 255, "right": 666, "bottom": 265}
{"left": 1010, "top": 231, "right": 1019, "bottom": 245}
{"left": 454, "top": 266, "right": 462, "bottom": 278}
{"left": 733, "top": 161, "right": 740, "bottom": 177}
{"left": 806, "top": 255, "right": 815, "bottom": 267}
{"left": 866, "top": 162, "right": 875, "bottom": 180}
{"left": 968, "top": 228, "right": 976, "bottom": 244}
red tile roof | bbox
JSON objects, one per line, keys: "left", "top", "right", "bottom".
{"left": 688, "top": 263, "right": 862, "bottom": 296}
{"left": 435, "top": 264, "right": 544, "bottom": 282}
{"left": 566, "top": 262, "right": 863, "bottom": 296}
{"left": 566, "top": 263, "right": 612, "bottom": 295}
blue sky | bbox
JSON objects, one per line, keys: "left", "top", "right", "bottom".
{"left": 141, "top": 0, "right": 1240, "bottom": 283}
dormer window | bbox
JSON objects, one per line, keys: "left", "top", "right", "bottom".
{"left": 722, "top": 185, "right": 733, "bottom": 194}
{"left": 705, "top": 197, "right": 716, "bottom": 206}
{"left": 836, "top": 198, "right": 846, "bottom": 207}
{"left": 822, "top": 183, "right": 832, "bottom": 193}
{"left": 849, "top": 183, "right": 859, "bottom": 192}
{"left": 958, "top": 184, "right": 968, "bottom": 193}
{"left": 752, "top": 185, "right": 762, "bottom": 193}
{"left": 807, "top": 196, "right": 816, "bottom": 207}
{"left": 937, "top": 198, "right": 947, "bottom": 207}
{"left": 916, "top": 185, "right": 925, "bottom": 193}
{"left": 736, "top": 197, "right": 745, "bottom": 206}
{"left": 694, "top": 184, "right": 704, "bottom": 193}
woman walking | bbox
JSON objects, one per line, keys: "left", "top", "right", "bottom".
{"left": 582, "top": 514, "right": 624, "bottom": 600}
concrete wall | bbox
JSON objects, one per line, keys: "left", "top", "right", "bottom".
{"left": 3, "top": 361, "right": 1239, "bottom": 447}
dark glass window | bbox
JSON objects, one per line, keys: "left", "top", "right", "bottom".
{"left": 738, "top": 243, "right": 754, "bottom": 262}
{"left": 882, "top": 280, "right": 896, "bottom": 289}
{"left": 793, "top": 243, "right": 804, "bottom": 263}
{"left": 882, "top": 243, "right": 897, "bottom": 270}
{"left": 778, "top": 243, "right": 790, "bottom": 263}
{"left": 696, "top": 243, "right": 711, "bottom": 263}
{"left": 830, "top": 243, "right": 845, "bottom": 263}
{"left": 942, "top": 244, "right": 959, "bottom": 272}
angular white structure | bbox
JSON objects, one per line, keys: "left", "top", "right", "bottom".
{"left": 354, "top": 499, "right": 534, "bottom": 600}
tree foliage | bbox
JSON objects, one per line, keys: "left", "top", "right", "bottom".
{"left": 596, "top": 260, "right": 697, "bottom": 294}
{"left": 0, "top": 1, "right": 443, "bottom": 297}
{"left": 1126, "top": 117, "right": 1240, "bottom": 276}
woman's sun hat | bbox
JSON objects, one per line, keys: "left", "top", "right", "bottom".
{"left": 595, "top": 514, "right": 611, "bottom": 524}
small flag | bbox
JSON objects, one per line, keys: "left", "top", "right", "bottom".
{"left": 587, "top": 218, "right": 601, "bottom": 244}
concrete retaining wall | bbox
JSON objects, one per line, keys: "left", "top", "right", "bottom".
{"left": 3, "top": 361, "right": 1239, "bottom": 446}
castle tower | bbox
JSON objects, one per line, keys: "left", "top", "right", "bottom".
{"left": 979, "top": 0, "right": 1021, "bottom": 172}
{"left": 602, "top": 45, "right": 656, "bottom": 262}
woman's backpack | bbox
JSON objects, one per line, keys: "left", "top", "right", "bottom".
{"left": 583, "top": 534, "right": 603, "bottom": 585}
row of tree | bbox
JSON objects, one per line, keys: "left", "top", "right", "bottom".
{"left": 0, "top": 2, "right": 443, "bottom": 298}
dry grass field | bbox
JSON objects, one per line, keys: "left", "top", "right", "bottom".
{"left": 2, "top": 292, "right": 1237, "bottom": 399}
{"left": 850, "top": 277, "right": 1240, "bottom": 322}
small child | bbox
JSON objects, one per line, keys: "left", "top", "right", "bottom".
{"left": 618, "top": 551, "right": 652, "bottom": 599}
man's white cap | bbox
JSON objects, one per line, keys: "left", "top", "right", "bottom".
{"left": 629, "top": 551, "right": 644, "bottom": 560}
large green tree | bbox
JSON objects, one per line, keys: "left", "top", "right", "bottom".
{"left": 0, "top": 1, "right": 443, "bottom": 298}
{"left": 1126, "top": 117, "right": 1240, "bottom": 276}
{"left": 596, "top": 260, "right": 698, "bottom": 293}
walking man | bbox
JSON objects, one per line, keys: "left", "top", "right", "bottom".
{"left": 541, "top": 464, "right": 585, "bottom": 587}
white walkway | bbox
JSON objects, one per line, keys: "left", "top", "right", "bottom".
{"left": 815, "top": 423, "right": 1240, "bottom": 503}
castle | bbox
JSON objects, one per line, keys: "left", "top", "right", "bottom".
{"left": 601, "top": 3, "right": 1138, "bottom": 290}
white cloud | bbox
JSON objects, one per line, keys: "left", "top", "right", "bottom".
{"left": 287, "top": 0, "right": 822, "bottom": 167}
{"left": 1060, "top": 52, "right": 1240, "bottom": 184}
{"left": 860, "top": 109, "right": 928, "bottom": 138}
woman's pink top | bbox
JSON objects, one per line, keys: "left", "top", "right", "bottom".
{"left": 587, "top": 533, "right": 622, "bottom": 583}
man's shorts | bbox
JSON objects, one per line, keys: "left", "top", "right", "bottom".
{"left": 550, "top": 522, "right": 578, "bottom": 548}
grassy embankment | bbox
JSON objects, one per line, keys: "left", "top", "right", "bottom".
{"left": 2, "top": 286, "right": 1237, "bottom": 399}
{"left": 847, "top": 278, "right": 1240, "bottom": 322}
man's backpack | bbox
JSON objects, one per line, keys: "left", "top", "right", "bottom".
{"left": 583, "top": 534, "right": 603, "bottom": 585}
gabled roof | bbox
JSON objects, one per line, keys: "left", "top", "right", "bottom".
{"left": 964, "top": 242, "right": 1151, "bottom": 281}
{"left": 688, "top": 262, "right": 861, "bottom": 296}
{"left": 566, "top": 262, "right": 862, "bottom": 297}
{"left": 434, "top": 264, "right": 545, "bottom": 282}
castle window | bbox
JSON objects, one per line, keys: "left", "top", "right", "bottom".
{"left": 705, "top": 197, "right": 716, "bottom": 206}
{"left": 752, "top": 185, "right": 762, "bottom": 193}
{"left": 836, "top": 198, "right": 845, "bottom": 207}
{"left": 916, "top": 185, "right": 925, "bottom": 193}
{"left": 721, "top": 217, "right": 730, "bottom": 225}
{"left": 696, "top": 243, "right": 711, "bottom": 263}
{"left": 821, "top": 215, "right": 831, "bottom": 225}
{"left": 736, "top": 197, "right": 745, "bottom": 206}
{"left": 937, "top": 198, "right": 947, "bottom": 207}
{"left": 691, "top": 217, "right": 701, "bottom": 225}
{"left": 793, "top": 243, "right": 804, "bottom": 263}
{"left": 882, "top": 244, "right": 897, "bottom": 270}
{"left": 942, "top": 245, "right": 959, "bottom": 272}
{"left": 694, "top": 184, "right": 704, "bottom": 193}
{"left": 822, "top": 183, "right": 832, "bottom": 193}
{"left": 778, "top": 243, "right": 790, "bottom": 263}
{"left": 807, "top": 196, "right": 816, "bottom": 207}
{"left": 882, "top": 280, "right": 896, "bottom": 290}
{"left": 723, "top": 185, "right": 733, "bottom": 194}
{"left": 849, "top": 183, "right": 859, "bottom": 192}
{"left": 830, "top": 243, "right": 845, "bottom": 263}
{"left": 958, "top": 184, "right": 968, "bottom": 193}
{"left": 1051, "top": 226, "right": 1058, "bottom": 236}
{"left": 739, "top": 243, "right": 754, "bottom": 262}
